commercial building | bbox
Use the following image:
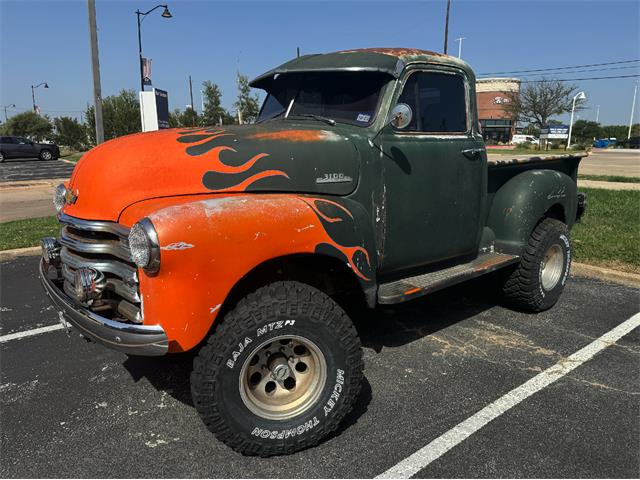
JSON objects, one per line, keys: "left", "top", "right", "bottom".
{"left": 476, "top": 77, "right": 520, "bottom": 144}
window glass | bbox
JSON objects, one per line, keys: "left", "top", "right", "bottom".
{"left": 397, "top": 71, "right": 467, "bottom": 133}
{"left": 17, "top": 137, "right": 30, "bottom": 144}
{"left": 257, "top": 71, "right": 390, "bottom": 126}
{"left": 1, "top": 137, "right": 16, "bottom": 144}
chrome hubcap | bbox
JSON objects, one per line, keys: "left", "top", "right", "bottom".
{"left": 239, "top": 335, "right": 327, "bottom": 420}
{"left": 540, "top": 243, "right": 564, "bottom": 291}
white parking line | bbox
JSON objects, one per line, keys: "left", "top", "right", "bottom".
{"left": 0, "top": 324, "right": 65, "bottom": 343}
{"left": 376, "top": 312, "right": 640, "bottom": 479}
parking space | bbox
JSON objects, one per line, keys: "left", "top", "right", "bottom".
{"left": 1, "top": 254, "right": 638, "bottom": 478}
{"left": 0, "top": 158, "right": 74, "bottom": 182}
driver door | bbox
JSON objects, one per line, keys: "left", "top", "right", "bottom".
{"left": 379, "top": 67, "right": 486, "bottom": 275}
{"left": 15, "top": 137, "right": 37, "bottom": 158}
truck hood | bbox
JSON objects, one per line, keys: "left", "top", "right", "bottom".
{"left": 63, "top": 124, "right": 362, "bottom": 222}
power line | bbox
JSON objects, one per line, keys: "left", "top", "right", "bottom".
{"left": 516, "top": 65, "right": 639, "bottom": 78}
{"left": 479, "top": 59, "right": 639, "bottom": 76}
{"left": 520, "top": 74, "right": 640, "bottom": 83}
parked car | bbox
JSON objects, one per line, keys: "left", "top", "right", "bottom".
{"left": 618, "top": 136, "right": 640, "bottom": 149}
{"left": 40, "top": 48, "right": 587, "bottom": 456}
{"left": 592, "top": 138, "right": 617, "bottom": 148}
{"left": 0, "top": 136, "right": 60, "bottom": 162}
{"left": 511, "top": 134, "right": 539, "bottom": 145}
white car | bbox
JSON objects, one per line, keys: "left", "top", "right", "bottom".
{"left": 512, "top": 134, "right": 539, "bottom": 145}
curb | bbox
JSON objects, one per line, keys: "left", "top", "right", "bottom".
{"left": 1, "top": 247, "right": 638, "bottom": 288}
{"left": 571, "top": 262, "right": 640, "bottom": 288}
{"left": 0, "top": 246, "right": 40, "bottom": 262}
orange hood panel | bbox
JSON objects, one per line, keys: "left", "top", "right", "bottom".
{"left": 62, "top": 125, "right": 360, "bottom": 222}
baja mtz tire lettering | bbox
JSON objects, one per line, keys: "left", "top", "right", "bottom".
{"left": 256, "top": 319, "right": 295, "bottom": 337}
{"left": 225, "top": 336, "right": 253, "bottom": 369}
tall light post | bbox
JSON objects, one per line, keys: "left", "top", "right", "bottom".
{"left": 443, "top": 0, "right": 452, "bottom": 54}
{"left": 628, "top": 83, "right": 637, "bottom": 140}
{"left": 3, "top": 103, "right": 15, "bottom": 122}
{"left": 595, "top": 104, "right": 600, "bottom": 123}
{"left": 455, "top": 37, "right": 465, "bottom": 58}
{"left": 567, "top": 91, "right": 586, "bottom": 149}
{"left": 31, "top": 82, "right": 49, "bottom": 113}
{"left": 135, "top": 4, "right": 172, "bottom": 92}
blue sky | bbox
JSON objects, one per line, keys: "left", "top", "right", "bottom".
{"left": 1, "top": 0, "right": 639, "bottom": 125}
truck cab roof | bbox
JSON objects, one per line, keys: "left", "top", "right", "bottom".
{"left": 250, "top": 48, "right": 472, "bottom": 89}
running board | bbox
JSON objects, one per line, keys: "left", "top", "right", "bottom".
{"left": 377, "top": 252, "right": 519, "bottom": 304}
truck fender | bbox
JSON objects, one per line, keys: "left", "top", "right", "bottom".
{"left": 487, "top": 169, "right": 578, "bottom": 255}
{"left": 139, "top": 194, "right": 377, "bottom": 352}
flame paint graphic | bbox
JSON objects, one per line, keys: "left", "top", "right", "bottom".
{"left": 176, "top": 128, "right": 289, "bottom": 192}
{"left": 300, "top": 197, "right": 372, "bottom": 282}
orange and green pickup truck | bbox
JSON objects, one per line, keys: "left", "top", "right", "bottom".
{"left": 40, "top": 48, "right": 587, "bottom": 456}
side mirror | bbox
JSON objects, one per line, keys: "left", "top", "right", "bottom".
{"left": 369, "top": 103, "right": 414, "bottom": 148}
{"left": 390, "top": 103, "right": 413, "bottom": 130}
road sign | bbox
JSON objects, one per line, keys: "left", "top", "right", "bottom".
{"left": 540, "top": 125, "right": 569, "bottom": 139}
{"left": 139, "top": 88, "right": 170, "bottom": 132}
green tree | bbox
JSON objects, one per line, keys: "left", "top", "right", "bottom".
{"left": 571, "top": 120, "right": 603, "bottom": 143}
{"left": 600, "top": 123, "right": 640, "bottom": 140}
{"left": 179, "top": 107, "right": 200, "bottom": 127}
{"left": 505, "top": 79, "right": 584, "bottom": 128}
{"left": 85, "top": 89, "right": 141, "bottom": 144}
{"left": 53, "top": 116, "right": 88, "bottom": 150}
{"left": 0, "top": 111, "right": 53, "bottom": 141}
{"left": 169, "top": 108, "right": 183, "bottom": 128}
{"left": 234, "top": 73, "right": 260, "bottom": 124}
{"left": 201, "top": 80, "right": 229, "bottom": 126}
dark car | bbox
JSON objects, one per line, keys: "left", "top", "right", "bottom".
{"left": 0, "top": 136, "right": 60, "bottom": 162}
{"left": 619, "top": 136, "right": 640, "bottom": 149}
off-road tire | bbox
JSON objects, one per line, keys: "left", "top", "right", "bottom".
{"left": 39, "top": 149, "right": 53, "bottom": 161}
{"left": 501, "top": 218, "right": 571, "bottom": 312}
{"left": 0, "top": 151, "right": 4, "bottom": 162}
{"left": 191, "top": 281, "right": 363, "bottom": 456}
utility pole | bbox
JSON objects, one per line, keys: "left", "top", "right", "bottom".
{"left": 297, "top": 47, "right": 300, "bottom": 58}
{"left": 455, "top": 37, "right": 465, "bottom": 58}
{"left": 443, "top": 0, "right": 452, "bottom": 54}
{"left": 629, "top": 83, "right": 637, "bottom": 139}
{"left": 4, "top": 104, "right": 15, "bottom": 122}
{"left": 200, "top": 89, "right": 205, "bottom": 113}
{"left": 87, "top": 0, "right": 104, "bottom": 144}
{"left": 189, "top": 75, "right": 194, "bottom": 111}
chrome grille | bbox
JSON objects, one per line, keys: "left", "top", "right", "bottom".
{"left": 57, "top": 213, "right": 142, "bottom": 323}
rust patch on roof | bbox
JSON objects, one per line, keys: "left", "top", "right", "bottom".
{"left": 337, "top": 48, "right": 447, "bottom": 58}
{"left": 248, "top": 130, "right": 337, "bottom": 142}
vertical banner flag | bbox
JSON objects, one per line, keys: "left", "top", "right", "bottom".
{"left": 142, "top": 57, "right": 152, "bottom": 86}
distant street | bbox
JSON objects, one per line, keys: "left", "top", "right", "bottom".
{"left": 0, "top": 158, "right": 75, "bottom": 183}
{"left": 580, "top": 149, "right": 640, "bottom": 177}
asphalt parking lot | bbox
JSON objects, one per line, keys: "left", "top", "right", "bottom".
{"left": 1, "top": 254, "right": 639, "bottom": 478}
{"left": 0, "top": 157, "right": 75, "bottom": 182}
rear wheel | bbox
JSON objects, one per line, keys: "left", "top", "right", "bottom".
{"left": 500, "top": 218, "right": 571, "bottom": 312}
{"left": 0, "top": 151, "right": 4, "bottom": 162}
{"left": 191, "top": 281, "right": 363, "bottom": 456}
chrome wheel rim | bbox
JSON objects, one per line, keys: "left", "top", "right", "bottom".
{"left": 41, "top": 151, "right": 52, "bottom": 160}
{"left": 239, "top": 334, "right": 327, "bottom": 420}
{"left": 541, "top": 244, "right": 564, "bottom": 291}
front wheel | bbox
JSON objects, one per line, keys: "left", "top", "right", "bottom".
{"left": 500, "top": 218, "right": 572, "bottom": 312}
{"left": 39, "top": 149, "right": 53, "bottom": 161}
{"left": 191, "top": 281, "right": 363, "bottom": 456}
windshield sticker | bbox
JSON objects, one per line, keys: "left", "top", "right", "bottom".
{"left": 356, "top": 113, "right": 371, "bottom": 123}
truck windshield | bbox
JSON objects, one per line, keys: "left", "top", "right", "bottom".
{"left": 257, "top": 71, "right": 391, "bottom": 126}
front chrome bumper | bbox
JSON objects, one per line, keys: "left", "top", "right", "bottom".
{"left": 39, "top": 260, "right": 168, "bottom": 356}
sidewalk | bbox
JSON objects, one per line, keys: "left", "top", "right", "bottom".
{"left": 577, "top": 180, "right": 640, "bottom": 191}
{"left": 0, "top": 179, "right": 64, "bottom": 222}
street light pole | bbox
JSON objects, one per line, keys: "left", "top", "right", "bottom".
{"left": 87, "top": 0, "right": 104, "bottom": 144}
{"left": 455, "top": 37, "right": 465, "bottom": 58}
{"left": 4, "top": 103, "right": 15, "bottom": 122}
{"left": 628, "top": 83, "right": 637, "bottom": 140}
{"left": 443, "top": 0, "right": 452, "bottom": 54}
{"left": 31, "top": 82, "right": 48, "bottom": 113}
{"left": 135, "top": 4, "right": 172, "bottom": 92}
{"left": 567, "top": 91, "right": 586, "bottom": 149}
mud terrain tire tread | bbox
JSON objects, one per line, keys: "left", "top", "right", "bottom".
{"left": 191, "top": 281, "right": 363, "bottom": 456}
{"left": 501, "top": 217, "right": 571, "bottom": 312}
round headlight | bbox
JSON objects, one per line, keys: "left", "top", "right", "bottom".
{"left": 128, "top": 218, "right": 160, "bottom": 274}
{"left": 53, "top": 183, "right": 67, "bottom": 213}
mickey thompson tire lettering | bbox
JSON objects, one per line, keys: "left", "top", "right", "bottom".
{"left": 500, "top": 217, "right": 572, "bottom": 312}
{"left": 190, "top": 281, "right": 363, "bottom": 457}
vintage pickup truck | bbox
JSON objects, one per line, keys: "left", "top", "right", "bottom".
{"left": 40, "top": 48, "right": 587, "bottom": 456}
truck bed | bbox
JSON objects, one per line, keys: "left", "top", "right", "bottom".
{"left": 487, "top": 151, "right": 589, "bottom": 167}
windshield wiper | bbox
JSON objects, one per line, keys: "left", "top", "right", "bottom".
{"left": 292, "top": 113, "right": 336, "bottom": 126}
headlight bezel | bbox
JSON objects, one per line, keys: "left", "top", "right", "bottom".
{"left": 53, "top": 183, "right": 67, "bottom": 213}
{"left": 128, "top": 218, "right": 160, "bottom": 275}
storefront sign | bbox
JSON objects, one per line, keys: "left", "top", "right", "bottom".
{"left": 540, "top": 125, "right": 569, "bottom": 139}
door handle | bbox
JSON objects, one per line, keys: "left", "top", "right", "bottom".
{"left": 461, "top": 148, "right": 483, "bottom": 159}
